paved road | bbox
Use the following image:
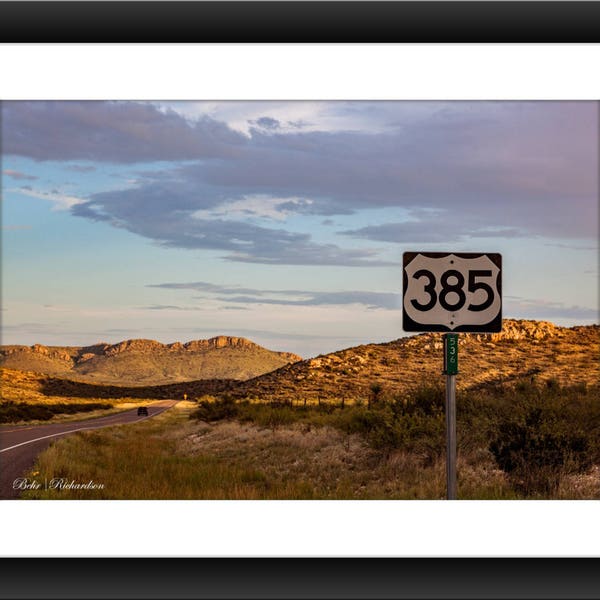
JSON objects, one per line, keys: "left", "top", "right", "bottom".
{"left": 0, "top": 400, "right": 177, "bottom": 499}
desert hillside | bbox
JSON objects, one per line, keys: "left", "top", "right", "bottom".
{"left": 0, "top": 367, "right": 232, "bottom": 403}
{"left": 0, "top": 336, "right": 302, "bottom": 385}
{"left": 223, "top": 319, "right": 599, "bottom": 403}
{"left": 1, "top": 320, "right": 597, "bottom": 403}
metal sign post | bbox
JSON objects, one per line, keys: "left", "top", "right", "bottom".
{"left": 443, "top": 333, "right": 458, "bottom": 500}
{"left": 402, "top": 251, "right": 502, "bottom": 501}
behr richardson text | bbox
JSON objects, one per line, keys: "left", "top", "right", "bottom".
{"left": 13, "top": 477, "right": 105, "bottom": 491}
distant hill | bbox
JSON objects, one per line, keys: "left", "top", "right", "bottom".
{"left": 222, "top": 319, "right": 600, "bottom": 403}
{"left": 1, "top": 320, "right": 597, "bottom": 403}
{"left": 0, "top": 336, "right": 302, "bottom": 386}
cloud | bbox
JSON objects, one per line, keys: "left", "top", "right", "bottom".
{"left": 214, "top": 292, "right": 400, "bottom": 310}
{"left": 74, "top": 192, "right": 390, "bottom": 265}
{"left": 2, "top": 169, "right": 38, "bottom": 181}
{"left": 4, "top": 101, "right": 597, "bottom": 265}
{"left": 340, "top": 219, "right": 527, "bottom": 244}
{"left": 250, "top": 116, "right": 281, "bottom": 130}
{"left": 149, "top": 281, "right": 259, "bottom": 294}
{"left": 191, "top": 195, "right": 314, "bottom": 222}
{"left": 150, "top": 281, "right": 598, "bottom": 320}
{"left": 149, "top": 281, "right": 400, "bottom": 310}
{"left": 288, "top": 120, "right": 312, "bottom": 129}
{"left": 140, "top": 304, "right": 207, "bottom": 311}
{"left": 14, "top": 187, "right": 84, "bottom": 210}
{"left": 505, "top": 297, "right": 598, "bottom": 321}
{"left": 2, "top": 101, "right": 246, "bottom": 163}
{"left": 66, "top": 164, "right": 97, "bottom": 173}
{"left": 544, "top": 243, "right": 599, "bottom": 251}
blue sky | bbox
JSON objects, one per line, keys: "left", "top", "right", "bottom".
{"left": 1, "top": 101, "right": 598, "bottom": 357}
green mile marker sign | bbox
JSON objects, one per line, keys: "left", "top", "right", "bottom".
{"left": 444, "top": 333, "right": 458, "bottom": 375}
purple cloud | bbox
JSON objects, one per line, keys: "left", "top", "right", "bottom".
{"left": 2, "top": 101, "right": 246, "bottom": 163}
{"left": 3, "top": 169, "right": 38, "bottom": 181}
{"left": 149, "top": 281, "right": 400, "bottom": 309}
{"left": 3, "top": 101, "right": 597, "bottom": 265}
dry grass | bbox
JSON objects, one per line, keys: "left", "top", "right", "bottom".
{"left": 14, "top": 334, "right": 600, "bottom": 500}
{"left": 556, "top": 466, "right": 600, "bottom": 499}
{"left": 23, "top": 403, "right": 320, "bottom": 499}
{"left": 192, "top": 424, "right": 520, "bottom": 499}
{"left": 20, "top": 401, "right": 550, "bottom": 500}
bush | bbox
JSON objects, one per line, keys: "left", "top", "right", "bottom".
{"left": 369, "top": 382, "right": 384, "bottom": 408}
{"left": 405, "top": 385, "right": 444, "bottom": 416}
{"left": 336, "top": 399, "right": 445, "bottom": 462}
{"left": 0, "top": 401, "right": 112, "bottom": 423}
{"left": 489, "top": 407, "right": 592, "bottom": 496}
{"left": 238, "top": 404, "right": 301, "bottom": 430}
{"left": 191, "top": 396, "right": 239, "bottom": 422}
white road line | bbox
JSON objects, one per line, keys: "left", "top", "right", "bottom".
{"left": 0, "top": 405, "right": 173, "bottom": 454}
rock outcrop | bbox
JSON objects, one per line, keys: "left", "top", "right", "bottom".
{"left": 224, "top": 319, "right": 599, "bottom": 403}
{"left": 0, "top": 335, "right": 302, "bottom": 385}
{"left": 184, "top": 336, "right": 259, "bottom": 351}
{"left": 104, "top": 339, "right": 165, "bottom": 355}
{"left": 472, "top": 319, "right": 561, "bottom": 342}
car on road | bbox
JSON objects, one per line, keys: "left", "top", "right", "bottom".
{"left": 137, "top": 406, "right": 149, "bottom": 416}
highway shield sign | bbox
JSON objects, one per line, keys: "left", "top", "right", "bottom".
{"left": 403, "top": 252, "right": 502, "bottom": 333}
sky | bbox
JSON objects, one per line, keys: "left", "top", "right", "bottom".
{"left": 1, "top": 101, "right": 598, "bottom": 358}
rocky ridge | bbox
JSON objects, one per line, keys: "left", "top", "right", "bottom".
{"left": 0, "top": 336, "right": 302, "bottom": 385}
{"left": 1, "top": 319, "right": 597, "bottom": 399}
{"left": 223, "top": 319, "right": 599, "bottom": 403}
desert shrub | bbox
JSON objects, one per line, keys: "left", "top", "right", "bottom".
{"left": 404, "top": 384, "right": 445, "bottom": 416}
{"left": 369, "top": 382, "right": 384, "bottom": 408}
{"left": 335, "top": 400, "right": 444, "bottom": 461}
{"left": 398, "top": 411, "right": 446, "bottom": 464}
{"left": 489, "top": 407, "right": 592, "bottom": 496}
{"left": 514, "top": 380, "right": 542, "bottom": 398}
{"left": 337, "top": 405, "right": 389, "bottom": 436}
{"left": 339, "top": 405, "right": 400, "bottom": 453}
{"left": 0, "top": 401, "right": 112, "bottom": 423}
{"left": 238, "top": 404, "right": 300, "bottom": 430}
{"left": 571, "top": 382, "right": 588, "bottom": 395}
{"left": 314, "top": 401, "right": 338, "bottom": 415}
{"left": 191, "top": 396, "right": 239, "bottom": 422}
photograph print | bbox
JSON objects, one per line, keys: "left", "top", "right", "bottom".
{"left": 1, "top": 100, "right": 598, "bottom": 500}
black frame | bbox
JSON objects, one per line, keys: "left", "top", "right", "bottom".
{"left": 0, "top": 557, "right": 597, "bottom": 599}
{"left": 1, "top": 1, "right": 599, "bottom": 598}
{"left": 1, "top": 1, "right": 600, "bottom": 43}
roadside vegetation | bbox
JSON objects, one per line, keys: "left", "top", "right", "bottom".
{"left": 0, "top": 368, "right": 156, "bottom": 425}
{"left": 22, "top": 378, "right": 599, "bottom": 500}
{"left": 0, "top": 400, "right": 112, "bottom": 424}
{"left": 0, "top": 399, "right": 157, "bottom": 425}
{"left": 189, "top": 378, "right": 599, "bottom": 498}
